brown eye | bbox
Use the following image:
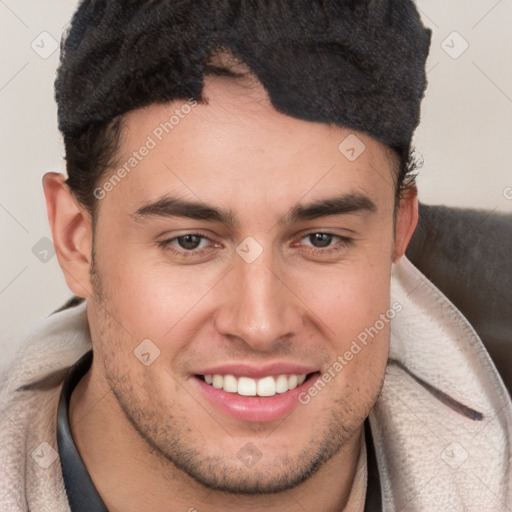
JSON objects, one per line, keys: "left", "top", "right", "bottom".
{"left": 158, "top": 233, "right": 213, "bottom": 257}
{"left": 308, "top": 233, "right": 334, "bottom": 248}
{"left": 174, "top": 234, "right": 204, "bottom": 250}
{"left": 297, "top": 232, "right": 353, "bottom": 256}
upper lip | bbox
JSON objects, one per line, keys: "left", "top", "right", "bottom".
{"left": 194, "top": 363, "right": 319, "bottom": 379}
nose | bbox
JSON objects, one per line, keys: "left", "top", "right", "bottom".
{"left": 214, "top": 247, "right": 304, "bottom": 352}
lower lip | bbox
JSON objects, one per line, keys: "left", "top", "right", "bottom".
{"left": 194, "top": 373, "right": 320, "bottom": 422}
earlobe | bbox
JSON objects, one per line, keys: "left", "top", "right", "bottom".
{"left": 42, "top": 172, "right": 94, "bottom": 298}
{"left": 392, "top": 186, "right": 419, "bottom": 263}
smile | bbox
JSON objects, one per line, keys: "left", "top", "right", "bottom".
{"left": 201, "top": 373, "right": 308, "bottom": 396}
{"left": 194, "top": 370, "right": 321, "bottom": 422}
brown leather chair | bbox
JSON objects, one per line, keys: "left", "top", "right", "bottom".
{"left": 406, "top": 203, "right": 512, "bottom": 398}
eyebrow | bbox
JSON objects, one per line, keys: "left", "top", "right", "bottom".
{"left": 132, "top": 192, "right": 377, "bottom": 227}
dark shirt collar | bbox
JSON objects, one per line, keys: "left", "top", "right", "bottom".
{"left": 57, "top": 350, "right": 382, "bottom": 511}
{"left": 57, "top": 350, "right": 108, "bottom": 511}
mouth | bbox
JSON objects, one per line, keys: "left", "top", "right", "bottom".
{"left": 197, "top": 372, "right": 317, "bottom": 396}
{"left": 193, "top": 371, "right": 321, "bottom": 422}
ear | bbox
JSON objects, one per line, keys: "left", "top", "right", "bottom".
{"left": 42, "top": 172, "right": 94, "bottom": 298}
{"left": 392, "top": 185, "right": 419, "bottom": 262}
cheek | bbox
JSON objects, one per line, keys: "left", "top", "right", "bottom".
{"left": 299, "top": 255, "right": 392, "bottom": 377}
{"left": 297, "top": 256, "right": 392, "bottom": 336}
{"left": 95, "top": 242, "right": 222, "bottom": 348}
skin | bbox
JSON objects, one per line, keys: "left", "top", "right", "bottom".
{"left": 43, "top": 71, "right": 418, "bottom": 511}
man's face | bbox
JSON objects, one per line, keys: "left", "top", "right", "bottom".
{"left": 84, "top": 75, "right": 410, "bottom": 493}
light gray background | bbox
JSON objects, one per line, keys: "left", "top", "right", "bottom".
{"left": 1, "top": 0, "right": 511, "bottom": 372}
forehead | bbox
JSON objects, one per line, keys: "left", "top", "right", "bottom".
{"left": 105, "top": 75, "right": 396, "bottom": 218}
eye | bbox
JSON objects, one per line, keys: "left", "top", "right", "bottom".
{"left": 158, "top": 233, "right": 214, "bottom": 257}
{"left": 171, "top": 234, "right": 209, "bottom": 251}
{"left": 297, "top": 232, "right": 353, "bottom": 254}
{"left": 303, "top": 233, "right": 336, "bottom": 248}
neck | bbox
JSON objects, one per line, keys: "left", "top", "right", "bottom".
{"left": 69, "top": 366, "right": 364, "bottom": 512}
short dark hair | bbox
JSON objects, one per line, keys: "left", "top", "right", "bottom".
{"left": 55, "top": 0, "right": 431, "bottom": 216}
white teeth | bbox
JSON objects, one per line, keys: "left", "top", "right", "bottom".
{"left": 257, "top": 376, "right": 277, "bottom": 397}
{"left": 212, "top": 374, "right": 224, "bottom": 389}
{"left": 288, "top": 375, "right": 298, "bottom": 390}
{"left": 238, "top": 377, "right": 257, "bottom": 396}
{"left": 202, "top": 373, "right": 308, "bottom": 396}
{"left": 223, "top": 374, "right": 238, "bottom": 393}
{"left": 276, "top": 375, "right": 289, "bottom": 393}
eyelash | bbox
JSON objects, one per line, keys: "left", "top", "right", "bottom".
{"left": 157, "top": 232, "right": 353, "bottom": 259}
